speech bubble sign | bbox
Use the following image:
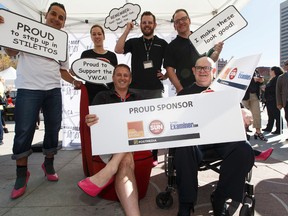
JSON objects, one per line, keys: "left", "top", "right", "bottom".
{"left": 71, "top": 58, "right": 115, "bottom": 87}
{"left": 0, "top": 9, "right": 68, "bottom": 62}
{"left": 104, "top": 3, "right": 141, "bottom": 31}
{"left": 189, "top": 5, "right": 248, "bottom": 55}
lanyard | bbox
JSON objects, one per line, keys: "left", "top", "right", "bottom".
{"left": 143, "top": 36, "right": 154, "bottom": 61}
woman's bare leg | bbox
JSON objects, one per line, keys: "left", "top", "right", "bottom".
{"left": 115, "top": 153, "right": 140, "bottom": 216}
{"left": 89, "top": 153, "right": 125, "bottom": 187}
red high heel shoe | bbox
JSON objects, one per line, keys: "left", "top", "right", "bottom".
{"left": 41, "top": 163, "right": 59, "bottom": 181}
{"left": 11, "top": 171, "right": 30, "bottom": 199}
{"left": 255, "top": 148, "right": 273, "bottom": 161}
{"left": 78, "top": 177, "right": 114, "bottom": 197}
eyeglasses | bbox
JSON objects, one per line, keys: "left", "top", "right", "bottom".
{"left": 174, "top": 16, "right": 189, "bottom": 25}
{"left": 195, "top": 66, "right": 212, "bottom": 72}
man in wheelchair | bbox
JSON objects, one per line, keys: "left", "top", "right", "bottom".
{"left": 175, "top": 57, "right": 255, "bottom": 216}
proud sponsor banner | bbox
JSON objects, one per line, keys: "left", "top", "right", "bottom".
{"left": 189, "top": 5, "right": 247, "bottom": 55}
{"left": 210, "top": 53, "right": 262, "bottom": 102}
{"left": 89, "top": 91, "right": 245, "bottom": 155}
{"left": 0, "top": 9, "right": 68, "bottom": 62}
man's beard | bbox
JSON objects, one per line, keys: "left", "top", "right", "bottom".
{"left": 142, "top": 28, "right": 154, "bottom": 37}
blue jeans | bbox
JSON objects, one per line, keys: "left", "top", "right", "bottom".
{"left": 12, "top": 88, "right": 62, "bottom": 160}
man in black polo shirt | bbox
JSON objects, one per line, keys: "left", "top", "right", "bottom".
{"left": 164, "top": 9, "right": 223, "bottom": 93}
{"left": 115, "top": 11, "right": 167, "bottom": 164}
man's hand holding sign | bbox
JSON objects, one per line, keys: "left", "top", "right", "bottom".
{"left": 0, "top": 9, "right": 68, "bottom": 62}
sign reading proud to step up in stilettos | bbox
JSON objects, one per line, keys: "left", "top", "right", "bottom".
{"left": 89, "top": 91, "right": 246, "bottom": 155}
{"left": 189, "top": 5, "right": 248, "bottom": 55}
{"left": 0, "top": 9, "right": 68, "bottom": 62}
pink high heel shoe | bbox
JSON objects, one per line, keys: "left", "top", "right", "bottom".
{"left": 78, "top": 177, "right": 114, "bottom": 197}
{"left": 255, "top": 148, "right": 273, "bottom": 161}
{"left": 41, "top": 163, "right": 59, "bottom": 181}
{"left": 11, "top": 171, "right": 30, "bottom": 199}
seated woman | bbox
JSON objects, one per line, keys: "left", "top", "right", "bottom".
{"left": 78, "top": 64, "right": 141, "bottom": 216}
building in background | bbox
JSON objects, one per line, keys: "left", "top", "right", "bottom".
{"left": 280, "top": 0, "right": 288, "bottom": 64}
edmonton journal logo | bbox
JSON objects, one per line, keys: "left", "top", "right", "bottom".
{"left": 149, "top": 120, "right": 164, "bottom": 135}
{"left": 127, "top": 121, "right": 144, "bottom": 139}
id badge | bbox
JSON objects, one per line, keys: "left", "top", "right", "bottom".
{"left": 143, "top": 60, "right": 153, "bottom": 69}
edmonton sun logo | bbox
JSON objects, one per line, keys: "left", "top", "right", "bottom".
{"left": 149, "top": 120, "right": 164, "bottom": 135}
{"left": 228, "top": 68, "right": 237, "bottom": 80}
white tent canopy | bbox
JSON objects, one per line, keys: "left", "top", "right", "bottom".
{"left": 0, "top": 0, "right": 250, "bottom": 33}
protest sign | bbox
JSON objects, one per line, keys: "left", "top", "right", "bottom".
{"left": 71, "top": 58, "right": 114, "bottom": 87}
{"left": 89, "top": 91, "right": 245, "bottom": 155}
{"left": 210, "top": 53, "right": 262, "bottom": 102}
{"left": 0, "top": 9, "right": 68, "bottom": 62}
{"left": 104, "top": 3, "right": 141, "bottom": 31}
{"left": 189, "top": 5, "right": 247, "bottom": 55}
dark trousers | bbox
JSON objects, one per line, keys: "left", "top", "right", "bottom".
{"left": 174, "top": 141, "right": 254, "bottom": 205}
{"left": 266, "top": 99, "right": 281, "bottom": 131}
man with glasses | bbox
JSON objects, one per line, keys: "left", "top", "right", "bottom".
{"left": 175, "top": 57, "right": 254, "bottom": 216}
{"left": 115, "top": 11, "right": 168, "bottom": 165}
{"left": 276, "top": 60, "right": 288, "bottom": 140}
{"left": 164, "top": 9, "right": 224, "bottom": 93}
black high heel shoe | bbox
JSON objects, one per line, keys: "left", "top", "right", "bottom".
{"left": 254, "top": 132, "right": 267, "bottom": 141}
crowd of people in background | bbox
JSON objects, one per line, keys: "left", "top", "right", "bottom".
{"left": 0, "top": 2, "right": 288, "bottom": 216}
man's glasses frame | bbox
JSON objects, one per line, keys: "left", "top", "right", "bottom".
{"left": 174, "top": 16, "right": 189, "bottom": 25}
{"left": 195, "top": 66, "right": 212, "bottom": 72}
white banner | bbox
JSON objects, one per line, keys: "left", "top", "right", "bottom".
{"left": 61, "top": 80, "right": 81, "bottom": 149}
{"left": 0, "top": 9, "right": 68, "bottom": 62}
{"left": 89, "top": 91, "right": 245, "bottom": 155}
{"left": 210, "top": 53, "right": 262, "bottom": 102}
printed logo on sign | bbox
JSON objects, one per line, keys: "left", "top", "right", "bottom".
{"left": 229, "top": 68, "right": 238, "bottom": 80}
{"left": 149, "top": 120, "right": 164, "bottom": 135}
{"left": 127, "top": 121, "right": 144, "bottom": 138}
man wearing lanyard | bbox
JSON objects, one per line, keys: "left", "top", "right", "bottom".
{"left": 115, "top": 11, "right": 168, "bottom": 165}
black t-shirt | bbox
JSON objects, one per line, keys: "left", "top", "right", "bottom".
{"left": 164, "top": 35, "right": 202, "bottom": 88}
{"left": 124, "top": 35, "right": 167, "bottom": 90}
{"left": 80, "top": 49, "right": 118, "bottom": 104}
{"left": 92, "top": 89, "right": 142, "bottom": 105}
{"left": 177, "top": 83, "right": 206, "bottom": 96}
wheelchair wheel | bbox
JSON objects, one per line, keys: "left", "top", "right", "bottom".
{"left": 156, "top": 192, "right": 173, "bottom": 209}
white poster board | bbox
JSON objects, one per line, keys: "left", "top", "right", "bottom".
{"left": 0, "top": 9, "right": 68, "bottom": 62}
{"left": 89, "top": 91, "right": 245, "bottom": 155}
{"left": 189, "top": 5, "right": 248, "bottom": 55}
{"left": 71, "top": 58, "right": 114, "bottom": 87}
{"left": 104, "top": 3, "right": 141, "bottom": 31}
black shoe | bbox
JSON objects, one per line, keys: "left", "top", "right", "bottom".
{"left": 271, "top": 130, "right": 280, "bottom": 135}
{"left": 3, "top": 127, "right": 8, "bottom": 133}
{"left": 254, "top": 132, "right": 267, "bottom": 141}
{"left": 262, "top": 128, "right": 271, "bottom": 132}
{"left": 211, "top": 193, "right": 229, "bottom": 216}
{"left": 177, "top": 202, "right": 194, "bottom": 216}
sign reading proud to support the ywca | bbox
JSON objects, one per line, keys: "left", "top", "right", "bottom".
{"left": 71, "top": 58, "right": 114, "bottom": 87}
{"left": 0, "top": 9, "right": 68, "bottom": 62}
{"left": 189, "top": 5, "right": 248, "bottom": 55}
{"left": 89, "top": 91, "right": 246, "bottom": 155}
{"left": 210, "top": 53, "right": 262, "bottom": 103}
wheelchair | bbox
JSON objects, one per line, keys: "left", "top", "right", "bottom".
{"left": 156, "top": 148, "right": 255, "bottom": 216}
